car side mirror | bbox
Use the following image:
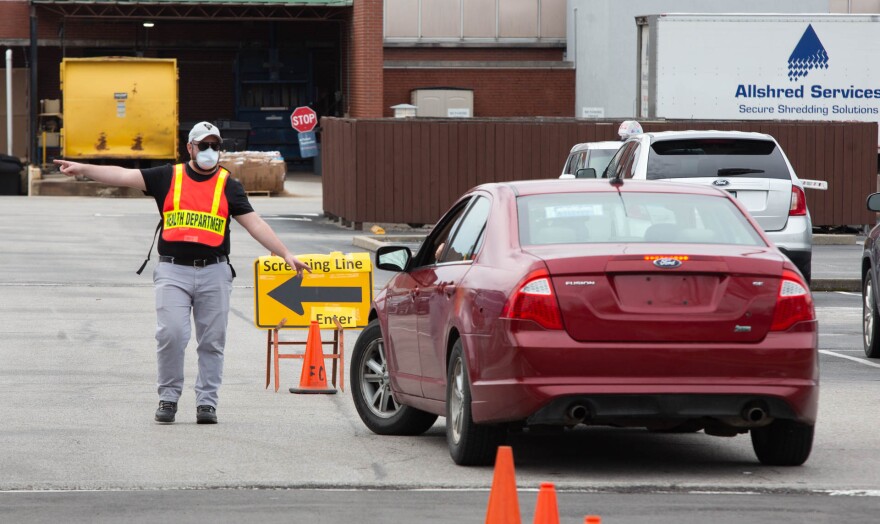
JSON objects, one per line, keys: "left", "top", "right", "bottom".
{"left": 868, "top": 193, "right": 880, "bottom": 212}
{"left": 376, "top": 245, "right": 412, "bottom": 272}
{"left": 576, "top": 168, "right": 597, "bottom": 179}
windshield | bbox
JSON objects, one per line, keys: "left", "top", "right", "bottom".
{"left": 518, "top": 192, "right": 766, "bottom": 246}
{"left": 647, "top": 138, "right": 791, "bottom": 180}
{"left": 587, "top": 149, "right": 616, "bottom": 175}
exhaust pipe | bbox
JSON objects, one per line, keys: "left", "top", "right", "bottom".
{"left": 567, "top": 404, "right": 588, "bottom": 423}
{"left": 742, "top": 403, "right": 767, "bottom": 423}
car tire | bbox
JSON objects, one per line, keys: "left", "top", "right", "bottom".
{"left": 750, "top": 419, "right": 814, "bottom": 466}
{"left": 446, "top": 340, "right": 505, "bottom": 466}
{"left": 863, "top": 272, "right": 880, "bottom": 358}
{"left": 350, "top": 319, "right": 438, "bottom": 435}
{"left": 797, "top": 259, "right": 811, "bottom": 285}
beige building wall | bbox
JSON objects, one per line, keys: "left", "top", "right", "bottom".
{"left": 830, "top": 0, "right": 880, "bottom": 11}
{"left": 385, "top": 0, "right": 566, "bottom": 42}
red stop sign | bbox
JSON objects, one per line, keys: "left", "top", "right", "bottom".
{"left": 290, "top": 106, "right": 318, "bottom": 133}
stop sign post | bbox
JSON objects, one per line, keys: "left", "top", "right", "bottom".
{"left": 290, "top": 106, "right": 317, "bottom": 133}
{"left": 291, "top": 106, "right": 319, "bottom": 158}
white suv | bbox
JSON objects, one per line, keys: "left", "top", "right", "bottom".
{"left": 595, "top": 122, "right": 814, "bottom": 282}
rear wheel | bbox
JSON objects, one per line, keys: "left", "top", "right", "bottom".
{"left": 863, "top": 272, "right": 880, "bottom": 358}
{"left": 797, "top": 259, "right": 811, "bottom": 285}
{"left": 750, "top": 420, "right": 814, "bottom": 466}
{"left": 446, "top": 340, "right": 505, "bottom": 465}
{"left": 350, "top": 319, "right": 438, "bottom": 435}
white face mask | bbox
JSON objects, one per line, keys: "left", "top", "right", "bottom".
{"left": 195, "top": 148, "right": 219, "bottom": 170}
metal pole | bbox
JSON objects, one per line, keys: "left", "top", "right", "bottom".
{"left": 5, "top": 49, "right": 12, "bottom": 155}
{"left": 29, "top": 7, "right": 38, "bottom": 165}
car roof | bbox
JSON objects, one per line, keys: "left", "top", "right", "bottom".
{"left": 478, "top": 179, "right": 731, "bottom": 198}
{"left": 641, "top": 129, "right": 774, "bottom": 142}
{"left": 568, "top": 141, "right": 623, "bottom": 153}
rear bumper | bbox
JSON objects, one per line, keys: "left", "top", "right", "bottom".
{"left": 766, "top": 215, "right": 812, "bottom": 253}
{"left": 526, "top": 393, "right": 803, "bottom": 428}
{"left": 464, "top": 322, "right": 819, "bottom": 426}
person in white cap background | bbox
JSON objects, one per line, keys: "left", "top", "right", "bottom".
{"left": 55, "top": 121, "right": 311, "bottom": 425}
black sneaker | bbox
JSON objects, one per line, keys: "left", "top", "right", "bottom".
{"left": 196, "top": 405, "right": 217, "bottom": 424}
{"left": 155, "top": 400, "right": 178, "bottom": 424}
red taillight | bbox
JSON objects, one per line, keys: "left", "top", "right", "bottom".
{"left": 770, "top": 269, "right": 815, "bottom": 331}
{"left": 501, "top": 269, "right": 563, "bottom": 330}
{"left": 789, "top": 186, "right": 807, "bottom": 216}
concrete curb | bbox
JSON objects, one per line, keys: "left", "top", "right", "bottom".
{"left": 809, "top": 279, "right": 861, "bottom": 292}
{"left": 812, "top": 234, "right": 859, "bottom": 246}
{"left": 355, "top": 234, "right": 862, "bottom": 251}
{"left": 352, "top": 235, "right": 425, "bottom": 252}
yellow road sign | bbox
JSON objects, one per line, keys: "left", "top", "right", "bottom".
{"left": 254, "top": 252, "right": 372, "bottom": 329}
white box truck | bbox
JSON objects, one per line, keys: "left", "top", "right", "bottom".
{"left": 635, "top": 14, "right": 880, "bottom": 149}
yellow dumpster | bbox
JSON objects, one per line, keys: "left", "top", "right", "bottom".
{"left": 60, "top": 57, "right": 178, "bottom": 160}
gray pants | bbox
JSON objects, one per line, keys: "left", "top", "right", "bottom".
{"left": 153, "top": 261, "right": 233, "bottom": 407}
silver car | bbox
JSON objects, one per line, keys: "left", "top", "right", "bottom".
{"left": 599, "top": 123, "right": 813, "bottom": 282}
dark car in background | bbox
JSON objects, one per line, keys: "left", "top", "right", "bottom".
{"left": 860, "top": 192, "right": 880, "bottom": 358}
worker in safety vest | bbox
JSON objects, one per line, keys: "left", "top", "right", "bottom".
{"left": 54, "top": 121, "right": 310, "bottom": 425}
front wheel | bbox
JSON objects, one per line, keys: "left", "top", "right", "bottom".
{"left": 750, "top": 420, "right": 814, "bottom": 466}
{"left": 863, "top": 272, "right": 880, "bottom": 358}
{"left": 446, "top": 340, "right": 505, "bottom": 465}
{"left": 350, "top": 319, "right": 438, "bottom": 435}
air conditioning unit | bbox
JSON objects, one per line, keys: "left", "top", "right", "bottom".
{"left": 411, "top": 88, "right": 473, "bottom": 118}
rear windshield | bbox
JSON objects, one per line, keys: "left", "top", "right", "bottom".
{"left": 647, "top": 138, "right": 791, "bottom": 180}
{"left": 518, "top": 192, "right": 766, "bottom": 246}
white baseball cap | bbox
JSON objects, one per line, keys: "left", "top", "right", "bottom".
{"left": 188, "top": 121, "right": 222, "bottom": 143}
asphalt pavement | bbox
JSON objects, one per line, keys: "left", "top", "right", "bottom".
{"left": 1, "top": 172, "right": 877, "bottom": 506}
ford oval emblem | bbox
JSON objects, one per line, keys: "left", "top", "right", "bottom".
{"left": 712, "top": 179, "right": 730, "bottom": 187}
{"left": 653, "top": 258, "right": 682, "bottom": 269}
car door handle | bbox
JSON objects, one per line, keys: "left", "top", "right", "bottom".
{"left": 438, "top": 282, "right": 456, "bottom": 297}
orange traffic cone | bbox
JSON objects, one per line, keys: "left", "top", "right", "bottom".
{"left": 532, "top": 483, "right": 560, "bottom": 524}
{"left": 485, "top": 446, "right": 521, "bottom": 524}
{"left": 289, "top": 321, "right": 337, "bottom": 394}
{"left": 584, "top": 516, "right": 602, "bottom": 524}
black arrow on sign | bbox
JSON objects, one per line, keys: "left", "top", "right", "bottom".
{"left": 267, "top": 277, "right": 362, "bottom": 315}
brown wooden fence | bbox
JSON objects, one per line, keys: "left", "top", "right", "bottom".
{"left": 321, "top": 117, "right": 878, "bottom": 228}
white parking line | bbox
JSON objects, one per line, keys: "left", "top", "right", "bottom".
{"left": 834, "top": 291, "right": 861, "bottom": 296}
{"left": 819, "top": 350, "right": 880, "bottom": 369}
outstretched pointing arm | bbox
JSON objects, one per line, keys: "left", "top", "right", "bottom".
{"left": 54, "top": 159, "right": 146, "bottom": 191}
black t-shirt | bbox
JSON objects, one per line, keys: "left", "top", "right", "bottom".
{"left": 141, "top": 163, "right": 254, "bottom": 259}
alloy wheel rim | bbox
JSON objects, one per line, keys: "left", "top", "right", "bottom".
{"left": 360, "top": 338, "right": 400, "bottom": 418}
{"left": 865, "top": 279, "right": 874, "bottom": 348}
{"left": 449, "top": 358, "right": 464, "bottom": 444}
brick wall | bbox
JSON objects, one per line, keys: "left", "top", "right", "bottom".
{"left": 384, "top": 68, "right": 575, "bottom": 117}
{"left": 349, "top": 0, "right": 384, "bottom": 117}
{"left": 385, "top": 47, "right": 565, "bottom": 62}
{"left": 0, "top": 1, "right": 29, "bottom": 40}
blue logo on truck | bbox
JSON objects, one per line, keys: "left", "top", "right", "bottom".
{"left": 788, "top": 24, "right": 828, "bottom": 82}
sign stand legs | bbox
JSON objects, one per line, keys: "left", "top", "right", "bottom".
{"left": 264, "top": 317, "right": 345, "bottom": 392}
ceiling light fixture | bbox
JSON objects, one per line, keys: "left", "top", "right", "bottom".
{"left": 143, "top": 21, "right": 155, "bottom": 28}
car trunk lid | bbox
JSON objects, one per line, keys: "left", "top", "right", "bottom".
{"left": 532, "top": 244, "right": 785, "bottom": 343}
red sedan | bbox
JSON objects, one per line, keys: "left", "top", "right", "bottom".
{"left": 350, "top": 179, "right": 818, "bottom": 466}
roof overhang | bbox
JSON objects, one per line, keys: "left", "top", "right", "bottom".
{"left": 31, "top": 1, "right": 353, "bottom": 22}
